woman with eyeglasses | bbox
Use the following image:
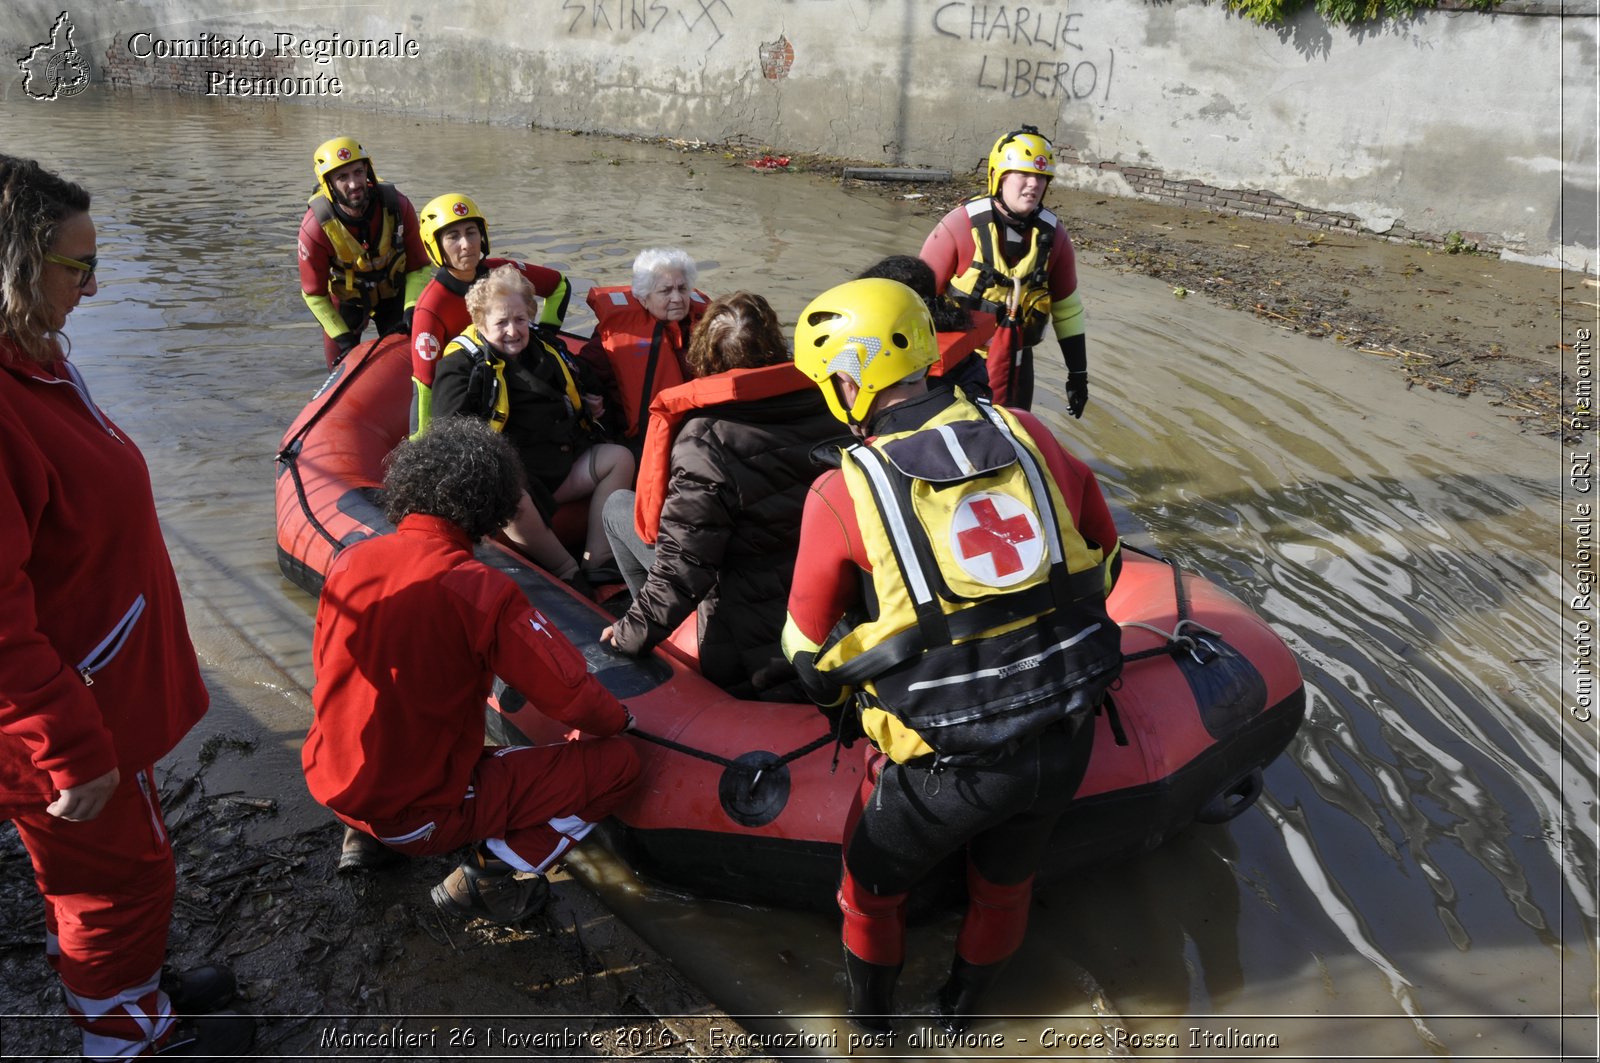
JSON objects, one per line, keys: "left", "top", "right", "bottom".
{"left": 0, "top": 155, "right": 255, "bottom": 1058}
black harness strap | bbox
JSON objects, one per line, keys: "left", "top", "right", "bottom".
{"left": 636, "top": 322, "right": 667, "bottom": 436}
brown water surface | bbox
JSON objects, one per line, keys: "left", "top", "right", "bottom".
{"left": 5, "top": 90, "right": 1593, "bottom": 1058}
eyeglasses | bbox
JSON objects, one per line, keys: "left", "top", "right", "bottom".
{"left": 46, "top": 251, "right": 98, "bottom": 290}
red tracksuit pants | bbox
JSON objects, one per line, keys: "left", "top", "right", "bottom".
{"left": 10, "top": 767, "right": 178, "bottom": 1059}
{"left": 346, "top": 738, "right": 640, "bottom": 872}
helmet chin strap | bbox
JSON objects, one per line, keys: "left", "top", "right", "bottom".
{"left": 833, "top": 374, "right": 870, "bottom": 435}
{"left": 993, "top": 192, "right": 1040, "bottom": 224}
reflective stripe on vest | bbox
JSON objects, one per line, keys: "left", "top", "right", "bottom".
{"left": 308, "top": 183, "right": 405, "bottom": 303}
{"left": 945, "top": 198, "right": 1056, "bottom": 344}
{"left": 816, "top": 399, "right": 1119, "bottom": 764}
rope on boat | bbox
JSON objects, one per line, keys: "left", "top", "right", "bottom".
{"left": 628, "top": 726, "right": 834, "bottom": 784}
{"left": 1102, "top": 544, "right": 1224, "bottom": 748}
{"left": 1116, "top": 543, "right": 1222, "bottom": 666}
{"left": 275, "top": 334, "right": 388, "bottom": 557}
{"left": 282, "top": 450, "right": 345, "bottom": 554}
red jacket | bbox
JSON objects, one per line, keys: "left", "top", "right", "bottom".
{"left": 302, "top": 514, "right": 625, "bottom": 823}
{"left": 0, "top": 345, "right": 208, "bottom": 814}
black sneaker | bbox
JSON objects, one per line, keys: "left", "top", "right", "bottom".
{"left": 159, "top": 964, "right": 237, "bottom": 1014}
{"left": 155, "top": 1009, "right": 256, "bottom": 1056}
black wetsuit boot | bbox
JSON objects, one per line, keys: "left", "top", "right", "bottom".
{"left": 934, "top": 956, "right": 1006, "bottom": 1034}
{"left": 843, "top": 949, "right": 900, "bottom": 1034}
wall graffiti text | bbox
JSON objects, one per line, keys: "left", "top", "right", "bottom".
{"left": 932, "top": 3, "right": 1113, "bottom": 103}
{"left": 561, "top": 0, "right": 732, "bottom": 46}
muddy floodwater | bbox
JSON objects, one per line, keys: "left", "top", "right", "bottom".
{"left": 3, "top": 91, "right": 1595, "bottom": 1059}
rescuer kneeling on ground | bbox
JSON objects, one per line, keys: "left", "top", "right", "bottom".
{"left": 781, "top": 278, "right": 1123, "bottom": 1033}
{"left": 300, "top": 417, "right": 640, "bottom": 924}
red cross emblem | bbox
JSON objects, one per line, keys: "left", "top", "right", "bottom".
{"left": 1033, "top": 155, "right": 1048, "bottom": 171}
{"left": 336, "top": 147, "right": 352, "bottom": 161}
{"left": 452, "top": 201, "right": 469, "bottom": 217}
{"left": 951, "top": 492, "right": 1042, "bottom": 587}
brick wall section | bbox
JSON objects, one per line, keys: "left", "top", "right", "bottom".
{"left": 102, "top": 40, "right": 297, "bottom": 94}
{"left": 1058, "top": 150, "right": 1459, "bottom": 250}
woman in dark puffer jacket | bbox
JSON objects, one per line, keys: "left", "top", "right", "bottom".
{"left": 600, "top": 292, "right": 843, "bottom": 701}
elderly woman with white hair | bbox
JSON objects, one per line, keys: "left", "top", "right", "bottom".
{"left": 578, "top": 247, "right": 709, "bottom": 453}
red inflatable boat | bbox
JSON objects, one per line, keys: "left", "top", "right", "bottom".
{"left": 276, "top": 335, "right": 1305, "bottom": 911}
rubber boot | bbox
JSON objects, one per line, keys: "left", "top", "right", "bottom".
{"left": 154, "top": 1010, "right": 257, "bottom": 1056}
{"left": 933, "top": 956, "right": 1006, "bottom": 1035}
{"left": 159, "top": 964, "right": 238, "bottom": 1014}
{"left": 843, "top": 948, "right": 901, "bottom": 1035}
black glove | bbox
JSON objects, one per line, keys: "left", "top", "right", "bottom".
{"left": 397, "top": 306, "right": 415, "bottom": 336}
{"left": 1066, "top": 371, "right": 1089, "bottom": 419}
{"left": 331, "top": 330, "right": 360, "bottom": 364}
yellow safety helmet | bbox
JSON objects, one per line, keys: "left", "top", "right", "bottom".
{"left": 419, "top": 192, "right": 491, "bottom": 268}
{"left": 312, "top": 136, "right": 376, "bottom": 202}
{"left": 986, "top": 125, "right": 1055, "bottom": 197}
{"left": 794, "top": 278, "right": 937, "bottom": 426}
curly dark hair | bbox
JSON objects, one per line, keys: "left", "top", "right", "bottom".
{"left": 382, "top": 416, "right": 524, "bottom": 540}
{"left": 0, "top": 154, "right": 92, "bottom": 365}
{"left": 857, "top": 254, "right": 971, "bottom": 332}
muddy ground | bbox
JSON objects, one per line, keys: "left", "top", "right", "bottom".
{"left": 0, "top": 134, "right": 1587, "bottom": 1062}
{"left": 0, "top": 732, "right": 757, "bottom": 1061}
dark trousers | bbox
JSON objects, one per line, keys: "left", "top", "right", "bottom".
{"left": 321, "top": 293, "right": 405, "bottom": 368}
{"left": 838, "top": 717, "right": 1095, "bottom": 965}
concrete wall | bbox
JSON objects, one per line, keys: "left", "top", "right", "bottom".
{"left": 3, "top": 0, "right": 1594, "bottom": 269}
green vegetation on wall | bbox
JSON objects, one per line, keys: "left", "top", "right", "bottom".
{"left": 1225, "top": 1, "right": 1503, "bottom": 27}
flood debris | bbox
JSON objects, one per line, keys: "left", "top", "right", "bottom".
{"left": 0, "top": 749, "right": 762, "bottom": 1060}
{"left": 841, "top": 167, "right": 952, "bottom": 182}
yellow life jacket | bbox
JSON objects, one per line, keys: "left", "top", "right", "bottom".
{"left": 437, "top": 325, "right": 583, "bottom": 435}
{"left": 945, "top": 197, "right": 1057, "bottom": 346}
{"left": 816, "top": 398, "right": 1121, "bottom": 765}
{"left": 307, "top": 183, "right": 407, "bottom": 304}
